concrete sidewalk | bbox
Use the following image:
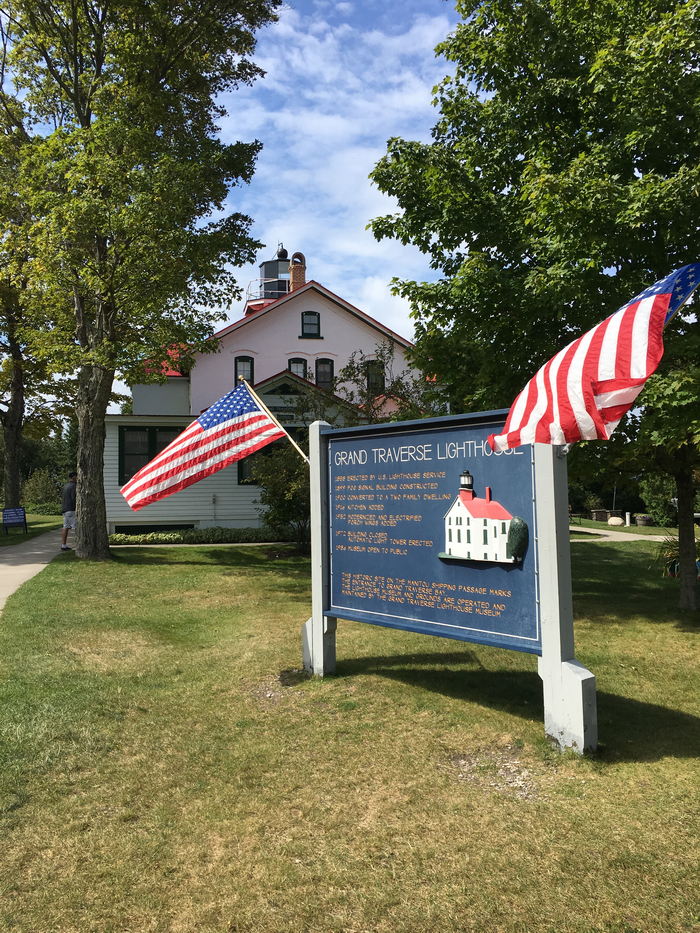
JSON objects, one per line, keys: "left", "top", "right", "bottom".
{"left": 0, "top": 530, "right": 65, "bottom": 612}
{"left": 570, "top": 526, "right": 667, "bottom": 542}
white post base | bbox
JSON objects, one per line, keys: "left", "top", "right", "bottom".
{"left": 302, "top": 615, "right": 337, "bottom": 677}
{"left": 538, "top": 657, "right": 598, "bottom": 753}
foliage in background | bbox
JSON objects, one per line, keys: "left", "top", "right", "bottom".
{"left": 639, "top": 473, "right": 678, "bottom": 527}
{"left": 369, "top": 0, "right": 700, "bottom": 609}
{"left": 0, "top": 418, "right": 76, "bottom": 503}
{"left": 19, "top": 466, "right": 60, "bottom": 513}
{"left": 252, "top": 443, "right": 310, "bottom": 550}
{"left": 333, "top": 340, "right": 449, "bottom": 424}
{"left": 0, "top": 0, "right": 280, "bottom": 558}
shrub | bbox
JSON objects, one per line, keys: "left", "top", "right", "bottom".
{"left": 251, "top": 445, "right": 310, "bottom": 550}
{"left": 639, "top": 474, "right": 677, "bottom": 527}
{"left": 583, "top": 492, "right": 603, "bottom": 513}
{"left": 22, "top": 469, "right": 61, "bottom": 513}
{"left": 108, "top": 526, "right": 294, "bottom": 546}
{"left": 654, "top": 535, "right": 700, "bottom": 578}
{"left": 22, "top": 501, "right": 62, "bottom": 515}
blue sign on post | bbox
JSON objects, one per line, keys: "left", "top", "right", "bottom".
{"left": 323, "top": 411, "right": 540, "bottom": 654}
{"left": 304, "top": 409, "right": 597, "bottom": 752}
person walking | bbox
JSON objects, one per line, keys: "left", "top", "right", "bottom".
{"left": 61, "top": 471, "right": 77, "bottom": 551}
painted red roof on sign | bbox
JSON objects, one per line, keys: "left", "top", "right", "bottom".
{"left": 458, "top": 490, "right": 512, "bottom": 521}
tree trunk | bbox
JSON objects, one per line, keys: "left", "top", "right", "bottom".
{"left": 75, "top": 363, "right": 114, "bottom": 560}
{"left": 2, "top": 412, "right": 23, "bottom": 508}
{"left": 675, "top": 461, "right": 698, "bottom": 613}
{"left": 1, "top": 313, "right": 25, "bottom": 508}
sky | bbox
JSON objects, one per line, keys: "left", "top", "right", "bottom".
{"left": 214, "top": 0, "right": 460, "bottom": 341}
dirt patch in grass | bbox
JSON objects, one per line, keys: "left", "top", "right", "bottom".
{"left": 65, "top": 630, "right": 162, "bottom": 672}
{"left": 449, "top": 742, "right": 546, "bottom": 800}
{"left": 251, "top": 668, "right": 310, "bottom": 703}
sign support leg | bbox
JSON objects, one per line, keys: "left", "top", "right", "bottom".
{"left": 302, "top": 420, "right": 336, "bottom": 676}
{"left": 535, "top": 444, "right": 597, "bottom": 753}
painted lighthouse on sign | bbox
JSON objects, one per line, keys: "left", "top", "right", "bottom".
{"left": 440, "top": 470, "right": 528, "bottom": 563}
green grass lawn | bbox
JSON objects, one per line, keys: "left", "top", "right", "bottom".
{"left": 0, "top": 513, "right": 62, "bottom": 547}
{"left": 0, "top": 541, "right": 697, "bottom": 932}
{"left": 573, "top": 516, "right": 678, "bottom": 536}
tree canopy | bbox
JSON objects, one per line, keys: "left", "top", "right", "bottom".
{"left": 370, "top": 0, "right": 700, "bottom": 408}
{"left": 0, "top": 0, "right": 280, "bottom": 556}
{"left": 369, "top": 0, "right": 700, "bottom": 609}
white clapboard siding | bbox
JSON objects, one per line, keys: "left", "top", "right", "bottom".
{"left": 104, "top": 417, "right": 264, "bottom": 532}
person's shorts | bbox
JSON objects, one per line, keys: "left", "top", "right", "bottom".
{"left": 62, "top": 510, "right": 76, "bottom": 530}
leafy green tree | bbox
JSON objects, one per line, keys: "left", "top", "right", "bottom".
{"left": 251, "top": 443, "right": 310, "bottom": 551}
{"left": 0, "top": 281, "right": 26, "bottom": 507}
{"left": 333, "top": 340, "right": 448, "bottom": 424}
{"left": 369, "top": 0, "right": 700, "bottom": 609}
{"left": 1, "top": 0, "right": 279, "bottom": 558}
{"left": 638, "top": 474, "right": 677, "bottom": 527}
{"left": 633, "top": 345, "right": 700, "bottom": 606}
{"left": 20, "top": 466, "right": 61, "bottom": 512}
{"left": 0, "top": 43, "right": 31, "bottom": 509}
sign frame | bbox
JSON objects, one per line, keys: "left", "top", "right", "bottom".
{"left": 302, "top": 411, "right": 597, "bottom": 753}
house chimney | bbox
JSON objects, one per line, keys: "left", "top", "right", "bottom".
{"left": 485, "top": 486, "right": 492, "bottom": 502}
{"left": 289, "top": 251, "right": 306, "bottom": 291}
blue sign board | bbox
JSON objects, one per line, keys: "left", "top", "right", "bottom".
{"left": 322, "top": 411, "right": 541, "bottom": 654}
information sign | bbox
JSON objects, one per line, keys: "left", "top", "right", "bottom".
{"left": 326, "top": 412, "right": 540, "bottom": 654}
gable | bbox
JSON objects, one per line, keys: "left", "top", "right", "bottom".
{"left": 214, "top": 281, "right": 413, "bottom": 349}
{"left": 189, "top": 284, "right": 416, "bottom": 418}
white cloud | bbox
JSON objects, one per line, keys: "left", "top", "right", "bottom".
{"left": 212, "top": 0, "right": 459, "bottom": 336}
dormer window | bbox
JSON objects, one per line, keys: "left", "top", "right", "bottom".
{"left": 300, "top": 311, "right": 321, "bottom": 338}
{"left": 288, "top": 358, "right": 308, "bottom": 379}
{"left": 234, "top": 356, "right": 254, "bottom": 384}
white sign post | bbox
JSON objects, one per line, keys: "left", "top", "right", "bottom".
{"left": 302, "top": 421, "right": 336, "bottom": 676}
{"left": 534, "top": 444, "right": 597, "bottom": 752}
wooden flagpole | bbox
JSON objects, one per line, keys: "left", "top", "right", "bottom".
{"left": 241, "top": 378, "right": 310, "bottom": 465}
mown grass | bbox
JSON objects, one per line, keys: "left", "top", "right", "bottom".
{"left": 0, "top": 541, "right": 697, "bottom": 933}
{"left": 0, "top": 513, "right": 62, "bottom": 547}
{"left": 573, "top": 517, "right": 676, "bottom": 536}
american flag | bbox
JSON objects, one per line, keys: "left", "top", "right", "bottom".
{"left": 488, "top": 264, "right": 700, "bottom": 452}
{"left": 121, "top": 381, "right": 287, "bottom": 511}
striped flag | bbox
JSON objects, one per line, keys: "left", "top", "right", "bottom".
{"left": 488, "top": 264, "right": 700, "bottom": 452}
{"left": 121, "top": 381, "right": 287, "bottom": 511}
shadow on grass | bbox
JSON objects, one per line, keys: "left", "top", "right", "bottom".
{"left": 335, "top": 651, "right": 700, "bottom": 763}
{"left": 571, "top": 541, "right": 697, "bottom": 629}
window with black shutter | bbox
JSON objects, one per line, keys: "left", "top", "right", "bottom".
{"left": 118, "top": 426, "right": 182, "bottom": 485}
{"left": 234, "top": 356, "right": 254, "bottom": 384}
{"left": 315, "top": 358, "right": 334, "bottom": 390}
{"left": 300, "top": 311, "right": 321, "bottom": 338}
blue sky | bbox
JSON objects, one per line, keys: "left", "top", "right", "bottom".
{"left": 215, "top": 0, "right": 460, "bottom": 340}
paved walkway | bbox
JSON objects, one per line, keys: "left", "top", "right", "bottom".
{"left": 569, "top": 526, "right": 667, "bottom": 543}
{"left": 0, "top": 530, "right": 64, "bottom": 612}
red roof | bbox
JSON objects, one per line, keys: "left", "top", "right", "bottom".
{"left": 458, "top": 488, "right": 512, "bottom": 521}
